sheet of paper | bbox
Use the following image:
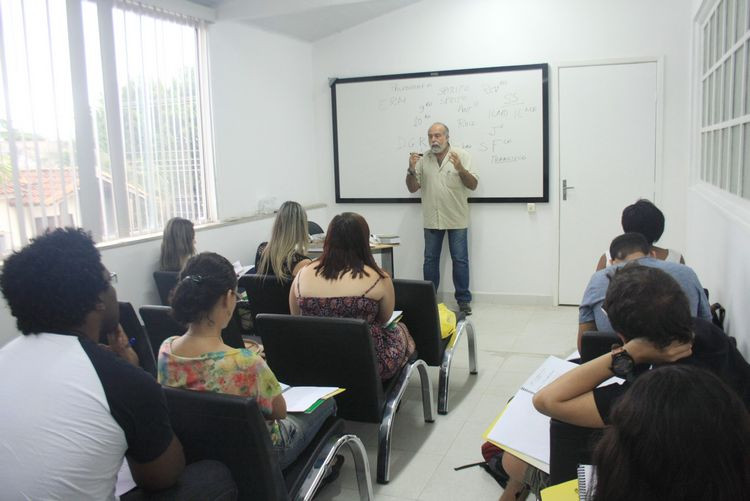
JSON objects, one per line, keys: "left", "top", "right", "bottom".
{"left": 485, "top": 390, "right": 551, "bottom": 473}
{"left": 520, "top": 356, "right": 578, "bottom": 394}
{"left": 282, "top": 386, "right": 341, "bottom": 412}
{"left": 115, "top": 460, "right": 137, "bottom": 497}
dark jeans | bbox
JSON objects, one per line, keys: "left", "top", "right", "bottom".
{"left": 121, "top": 459, "right": 237, "bottom": 501}
{"left": 423, "top": 228, "right": 471, "bottom": 304}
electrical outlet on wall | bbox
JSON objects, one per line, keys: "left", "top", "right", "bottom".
{"left": 527, "top": 203, "right": 536, "bottom": 214}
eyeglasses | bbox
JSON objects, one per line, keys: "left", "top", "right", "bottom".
{"left": 109, "top": 272, "right": 118, "bottom": 284}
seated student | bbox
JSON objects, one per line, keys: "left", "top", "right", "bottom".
{"left": 160, "top": 217, "right": 196, "bottom": 272}
{"left": 499, "top": 264, "right": 750, "bottom": 500}
{"left": 590, "top": 365, "right": 750, "bottom": 501}
{"left": 578, "top": 232, "right": 710, "bottom": 351}
{"left": 290, "top": 212, "right": 416, "bottom": 380}
{"left": 255, "top": 201, "right": 312, "bottom": 279}
{"left": 0, "top": 228, "right": 235, "bottom": 500}
{"left": 158, "top": 252, "right": 336, "bottom": 470}
{"left": 595, "top": 199, "right": 685, "bottom": 271}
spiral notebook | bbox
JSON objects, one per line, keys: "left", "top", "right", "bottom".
{"left": 577, "top": 464, "right": 595, "bottom": 500}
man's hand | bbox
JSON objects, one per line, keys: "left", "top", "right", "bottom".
{"left": 409, "top": 152, "right": 421, "bottom": 170}
{"left": 449, "top": 151, "right": 463, "bottom": 171}
{"left": 103, "top": 325, "right": 140, "bottom": 367}
{"left": 624, "top": 337, "right": 693, "bottom": 365}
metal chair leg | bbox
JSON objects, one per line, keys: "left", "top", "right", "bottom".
{"left": 438, "top": 318, "right": 478, "bottom": 414}
{"left": 376, "top": 359, "right": 434, "bottom": 483}
{"left": 298, "top": 434, "right": 374, "bottom": 501}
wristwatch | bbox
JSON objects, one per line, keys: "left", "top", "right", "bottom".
{"left": 610, "top": 344, "right": 635, "bottom": 381}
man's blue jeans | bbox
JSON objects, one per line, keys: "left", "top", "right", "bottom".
{"left": 423, "top": 228, "right": 471, "bottom": 304}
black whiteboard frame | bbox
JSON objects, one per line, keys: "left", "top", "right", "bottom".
{"left": 331, "top": 63, "right": 549, "bottom": 204}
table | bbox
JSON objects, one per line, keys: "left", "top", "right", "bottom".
{"left": 308, "top": 243, "right": 399, "bottom": 277}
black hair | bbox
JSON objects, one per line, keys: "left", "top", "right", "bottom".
{"left": 0, "top": 228, "right": 109, "bottom": 335}
{"left": 621, "top": 199, "right": 665, "bottom": 245}
{"left": 171, "top": 252, "right": 237, "bottom": 325}
{"left": 609, "top": 232, "right": 650, "bottom": 261}
{"left": 592, "top": 365, "right": 750, "bottom": 501}
{"left": 603, "top": 264, "right": 693, "bottom": 346}
{"left": 314, "top": 212, "right": 385, "bottom": 280}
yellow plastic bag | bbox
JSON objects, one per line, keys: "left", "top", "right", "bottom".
{"left": 438, "top": 303, "right": 456, "bottom": 340}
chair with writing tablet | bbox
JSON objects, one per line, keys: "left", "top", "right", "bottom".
{"left": 163, "top": 386, "right": 374, "bottom": 501}
{"left": 139, "top": 305, "right": 245, "bottom": 356}
{"left": 116, "top": 301, "right": 157, "bottom": 377}
{"left": 255, "top": 313, "right": 435, "bottom": 484}
{"left": 238, "top": 274, "right": 293, "bottom": 327}
{"left": 392, "top": 279, "right": 478, "bottom": 414}
{"left": 153, "top": 270, "right": 179, "bottom": 305}
{"left": 580, "top": 330, "right": 620, "bottom": 363}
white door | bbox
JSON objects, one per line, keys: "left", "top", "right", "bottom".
{"left": 558, "top": 61, "right": 658, "bottom": 305}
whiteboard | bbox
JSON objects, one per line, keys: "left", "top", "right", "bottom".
{"left": 332, "top": 64, "right": 549, "bottom": 203}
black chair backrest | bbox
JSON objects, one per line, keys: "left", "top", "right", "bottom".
{"left": 308, "top": 221, "right": 324, "bottom": 235}
{"left": 118, "top": 302, "right": 157, "bottom": 377}
{"left": 153, "top": 271, "right": 179, "bottom": 305}
{"left": 393, "top": 279, "right": 443, "bottom": 366}
{"left": 238, "top": 274, "right": 292, "bottom": 323}
{"left": 163, "top": 386, "right": 288, "bottom": 501}
{"left": 256, "top": 314, "right": 384, "bottom": 422}
{"left": 580, "top": 331, "right": 621, "bottom": 363}
{"left": 139, "top": 305, "right": 184, "bottom": 357}
{"left": 139, "top": 305, "right": 246, "bottom": 355}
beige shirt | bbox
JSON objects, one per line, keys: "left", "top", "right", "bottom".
{"left": 415, "top": 146, "right": 478, "bottom": 229}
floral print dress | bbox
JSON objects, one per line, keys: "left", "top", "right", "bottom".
{"left": 158, "top": 337, "right": 283, "bottom": 445}
{"left": 296, "top": 277, "right": 416, "bottom": 380}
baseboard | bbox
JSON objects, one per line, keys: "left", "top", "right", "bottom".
{"left": 435, "top": 292, "right": 555, "bottom": 306}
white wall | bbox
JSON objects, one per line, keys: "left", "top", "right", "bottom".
{"left": 209, "top": 21, "right": 321, "bottom": 218}
{"left": 312, "top": 0, "right": 693, "bottom": 304}
{"left": 686, "top": 186, "right": 750, "bottom": 358}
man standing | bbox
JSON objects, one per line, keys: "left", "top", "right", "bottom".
{"left": 406, "top": 122, "right": 478, "bottom": 314}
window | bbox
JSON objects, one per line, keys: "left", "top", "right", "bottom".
{"left": 699, "top": 0, "right": 750, "bottom": 197}
{"left": 0, "top": 0, "right": 215, "bottom": 254}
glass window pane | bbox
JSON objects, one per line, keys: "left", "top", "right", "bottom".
{"left": 0, "top": 0, "right": 81, "bottom": 255}
{"left": 730, "top": 125, "right": 741, "bottom": 194}
{"left": 711, "top": 12, "right": 718, "bottom": 68}
{"left": 721, "top": 128, "right": 730, "bottom": 190}
{"left": 714, "top": 129, "right": 722, "bottom": 186}
{"left": 739, "top": 0, "right": 748, "bottom": 42}
{"left": 714, "top": 70, "right": 722, "bottom": 124}
{"left": 723, "top": 59, "right": 732, "bottom": 121}
{"left": 708, "top": 71, "right": 715, "bottom": 126}
{"left": 746, "top": 42, "right": 750, "bottom": 115}
{"left": 728, "top": 0, "right": 737, "bottom": 45}
{"left": 112, "top": 7, "right": 210, "bottom": 235}
{"left": 734, "top": 46, "right": 745, "bottom": 118}
{"left": 743, "top": 124, "right": 750, "bottom": 198}
{"left": 701, "top": 132, "right": 708, "bottom": 181}
{"left": 704, "top": 23, "right": 711, "bottom": 74}
{"left": 718, "top": 1, "right": 726, "bottom": 56}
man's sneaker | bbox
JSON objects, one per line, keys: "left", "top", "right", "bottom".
{"left": 458, "top": 302, "right": 472, "bottom": 315}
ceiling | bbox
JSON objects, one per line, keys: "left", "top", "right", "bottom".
{"left": 186, "top": 0, "right": 421, "bottom": 42}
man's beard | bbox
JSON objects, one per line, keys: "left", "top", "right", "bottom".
{"left": 431, "top": 142, "right": 447, "bottom": 154}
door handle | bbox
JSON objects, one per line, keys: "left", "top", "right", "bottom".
{"left": 562, "top": 179, "right": 575, "bottom": 200}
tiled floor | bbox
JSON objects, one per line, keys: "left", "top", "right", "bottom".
{"left": 316, "top": 303, "right": 579, "bottom": 501}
